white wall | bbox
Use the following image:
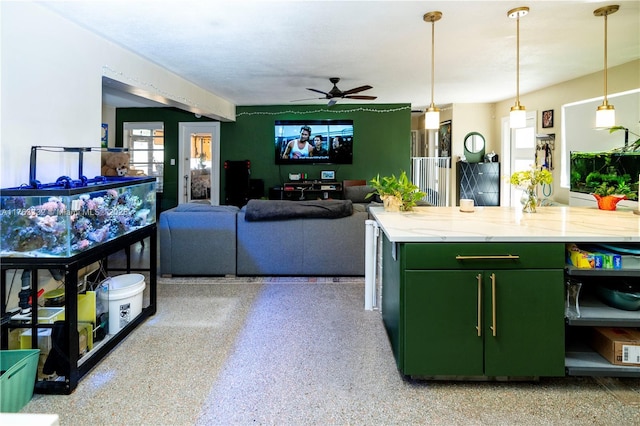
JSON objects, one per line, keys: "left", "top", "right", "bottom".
{"left": 101, "top": 104, "right": 116, "bottom": 148}
{"left": 449, "top": 104, "right": 496, "bottom": 206}
{"left": 1, "top": 2, "right": 235, "bottom": 188}
{"left": 494, "top": 59, "right": 640, "bottom": 205}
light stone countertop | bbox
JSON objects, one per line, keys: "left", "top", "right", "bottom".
{"left": 369, "top": 206, "right": 640, "bottom": 243}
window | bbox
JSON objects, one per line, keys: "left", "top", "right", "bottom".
{"left": 124, "top": 122, "right": 164, "bottom": 192}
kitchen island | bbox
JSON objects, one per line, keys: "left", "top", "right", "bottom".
{"left": 369, "top": 205, "right": 640, "bottom": 379}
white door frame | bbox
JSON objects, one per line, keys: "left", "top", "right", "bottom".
{"left": 178, "top": 122, "right": 220, "bottom": 205}
{"left": 500, "top": 111, "right": 537, "bottom": 207}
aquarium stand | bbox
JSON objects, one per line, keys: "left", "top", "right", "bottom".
{"left": 0, "top": 224, "right": 157, "bottom": 395}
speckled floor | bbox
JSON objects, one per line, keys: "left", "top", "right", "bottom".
{"left": 17, "top": 242, "right": 640, "bottom": 425}
{"left": 20, "top": 277, "right": 640, "bottom": 425}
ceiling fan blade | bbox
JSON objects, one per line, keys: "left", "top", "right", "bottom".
{"left": 290, "top": 96, "right": 325, "bottom": 102}
{"left": 343, "top": 95, "right": 377, "bottom": 100}
{"left": 307, "top": 88, "right": 330, "bottom": 96}
{"left": 342, "top": 85, "right": 373, "bottom": 95}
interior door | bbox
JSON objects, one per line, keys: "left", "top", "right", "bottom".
{"left": 178, "top": 122, "right": 220, "bottom": 205}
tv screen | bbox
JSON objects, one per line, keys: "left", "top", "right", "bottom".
{"left": 275, "top": 120, "right": 353, "bottom": 165}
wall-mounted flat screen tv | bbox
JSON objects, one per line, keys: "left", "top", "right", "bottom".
{"left": 275, "top": 120, "right": 353, "bottom": 165}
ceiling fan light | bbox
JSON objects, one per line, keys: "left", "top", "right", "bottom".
{"left": 509, "top": 105, "right": 527, "bottom": 129}
{"left": 425, "top": 106, "right": 440, "bottom": 130}
{"left": 595, "top": 103, "right": 615, "bottom": 128}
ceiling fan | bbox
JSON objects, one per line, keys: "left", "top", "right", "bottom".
{"left": 294, "top": 77, "right": 377, "bottom": 106}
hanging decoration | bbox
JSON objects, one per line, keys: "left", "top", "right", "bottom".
{"left": 236, "top": 105, "right": 412, "bottom": 118}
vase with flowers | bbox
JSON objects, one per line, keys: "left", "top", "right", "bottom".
{"left": 510, "top": 167, "right": 553, "bottom": 213}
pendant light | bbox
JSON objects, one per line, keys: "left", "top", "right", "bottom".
{"left": 594, "top": 5, "right": 619, "bottom": 129}
{"left": 508, "top": 7, "right": 529, "bottom": 129}
{"left": 424, "top": 11, "right": 442, "bottom": 130}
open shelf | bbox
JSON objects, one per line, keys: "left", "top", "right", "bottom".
{"left": 566, "top": 294, "right": 640, "bottom": 327}
{"left": 564, "top": 256, "right": 640, "bottom": 378}
{"left": 566, "top": 340, "right": 640, "bottom": 377}
{"left": 565, "top": 265, "right": 640, "bottom": 278}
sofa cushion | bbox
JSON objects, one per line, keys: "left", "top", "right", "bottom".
{"left": 344, "top": 185, "right": 380, "bottom": 203}
{"left": 244, "top": 199, "right": 353, "bottom": 221}
{"left": 173, "top": 203, "right": 239, "bottom": 213}
{"left": 353, "top": 203, "right": 367, "bottom": 213}
{"left": 159, "top": 204, "right": 238, "bottom": 276}
{"left": 236, "top": 208, "right": 368, "bottom": 276}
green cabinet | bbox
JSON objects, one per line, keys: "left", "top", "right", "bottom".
{"left": 383, "top": 239, "right": 566, "bottom": 378}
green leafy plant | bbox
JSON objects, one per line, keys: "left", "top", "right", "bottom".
{"left": 367, "top": 171, "right": 426, "bottom": 211}
{"left": 609, "top": 126, "right": 640, "bottom": 152}
{"left": 586, "top": 171, "right": 637, "bottom": 199}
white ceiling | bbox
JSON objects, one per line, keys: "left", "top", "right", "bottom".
{"left": 42, "top": 0, "right": 640, "bottom": 110}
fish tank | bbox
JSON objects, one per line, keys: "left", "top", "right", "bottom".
{"left": 569, "top": 151, "right": 640, "bottom": 199}
{"left": 1, "top": 176, "right": 156, "bottom": 258}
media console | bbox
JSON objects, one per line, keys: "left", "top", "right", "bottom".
{"left": 272, "top": 181, "right": 343, "bottom": 201}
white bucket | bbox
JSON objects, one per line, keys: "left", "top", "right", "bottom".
{"left": 98, "top": 274, "right": 146, "bottom": 334}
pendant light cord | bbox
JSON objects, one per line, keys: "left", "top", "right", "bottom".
{"left": 593, "top": 4, "right": 619, "bottom": 117}
{"left": 603, "top": 12, "right": 608, "bottom": 105}
{"left": 430, "top": 19, "right": 435, "bottom": 108}
{"left": 516, "top": 14, "right": 520, "bottom": 107}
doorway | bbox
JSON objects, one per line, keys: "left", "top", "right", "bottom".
{"left": 501, "top": 111, "right": 537, "bottom": 207}
{"left": 178, "top": 122, "right": 220, "bottom": 205}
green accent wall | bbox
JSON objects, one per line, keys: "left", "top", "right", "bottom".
{"left": 117, "top": 104, "right": 411, "bottom": 210}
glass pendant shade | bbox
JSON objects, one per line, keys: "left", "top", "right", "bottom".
{"left": 424, "top": 11, "right": 442, "bottom": 131}
{"left": 596, "top": 104, "right": 615, "bottom": 128}
{"left": 510, "top": 106, "right": 526, "bottom": 129}
{"left": 425, "top": 107, "right": 440, "bottom": 130}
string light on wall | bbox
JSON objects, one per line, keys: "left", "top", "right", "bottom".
{"left": 508, "top": 6, "right": 529, "bottom": 129}
{"left": 235, "top": 105, "right": 411, "bottom": 118}
{"left": 423, "top": 11, "right": 442, "bottom": 130}
{"left": 594, "top": 5, "right": 619, "bottom": 129}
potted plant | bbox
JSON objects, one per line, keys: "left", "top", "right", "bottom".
{"left": 509, "top": 167, "right": 553, "bottom": 213}
{"left": 367, "top": 171, "right": 426, "bottom": 212}
{"left": 586, "top": 171, "right": 637, "bottom": 210}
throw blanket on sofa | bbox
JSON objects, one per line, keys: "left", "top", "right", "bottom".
{"left": 244, "top": 199, "right": 353, "bottom": 221}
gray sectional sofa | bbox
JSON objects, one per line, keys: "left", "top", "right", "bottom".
{"left": 159, "top": 204, "right": 239, "bottom": 276}
{"left": 159, "top": 199, "right": 368, "bottom": 277}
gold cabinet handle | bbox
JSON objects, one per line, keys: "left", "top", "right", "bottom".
{"left": 490, "top": 273, "right": 497, "bottom": 337}
{"left": 456, "top": 255, "right": 520, "bottom": 260}
{"left": 476, "top": 273, "right": 482, "bottom": 337}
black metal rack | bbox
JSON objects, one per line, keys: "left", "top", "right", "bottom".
{"left": 1, "top": 225, "right": 157, "bottom": 394}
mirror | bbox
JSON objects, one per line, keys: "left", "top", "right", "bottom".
{"left": 463, "top": 132, "right": 486, "bottom": 163}
{"left": 464, "top": 132, "right": 485, "bottom": 153}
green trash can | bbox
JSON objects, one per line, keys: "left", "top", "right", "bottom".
{"left": 1, "top": 349, "right": 40, "bottom": 412}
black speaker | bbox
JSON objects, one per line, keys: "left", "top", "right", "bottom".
{"left": 224, "top": 160, "right": 251, "bottom": 207}
{"left": 249, "top": 178, "right": 264, "bottom": 199}
{"left": 269, "top": 186, "right": 283, "bottom": 200}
